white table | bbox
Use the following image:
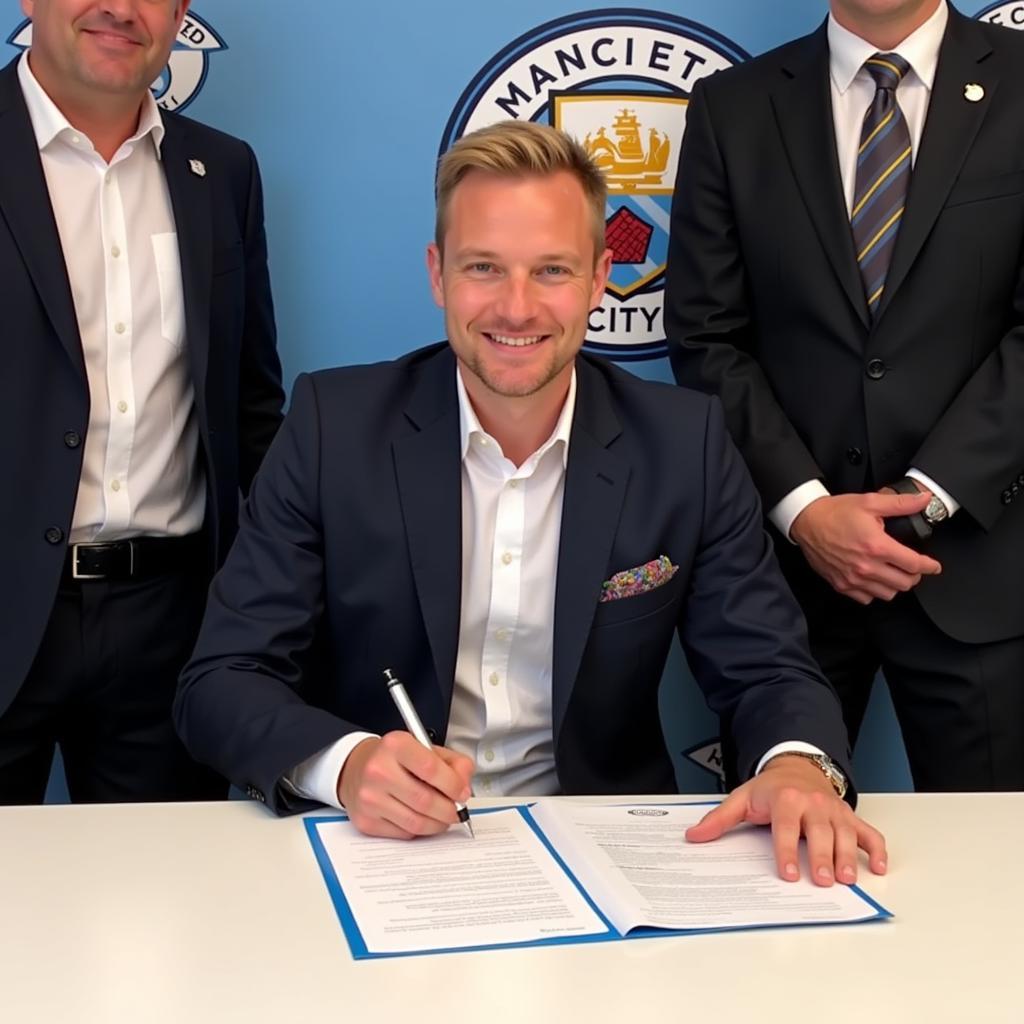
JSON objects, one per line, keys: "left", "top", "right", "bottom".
{"left": 0, "top": 794, "right": 1019, "bottom": 1023}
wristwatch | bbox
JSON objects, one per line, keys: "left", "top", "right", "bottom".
{"left": 922, "top": 493, "right": 949, "bottom": 525}
{"left": 768, "top": 752, "right": 848, "bottom": 799}
{"left": 885, "top": 476, "right": 942, "bottom": 547}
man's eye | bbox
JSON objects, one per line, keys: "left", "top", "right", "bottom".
{"left": 469, "top": 263, "right": 494, "bottom": 273}
{"left": 540, "top": 265, "right": 568, "bottom": 276}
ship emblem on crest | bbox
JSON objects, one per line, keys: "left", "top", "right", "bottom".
{"left": 441, "top": 10, "right": 748, "bottom": 360}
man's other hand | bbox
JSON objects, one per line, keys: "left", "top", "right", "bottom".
{"left": 337, "top": 732, "right": 474, "bottom": 839}
{"left": 790, "top": 492, "right": 941, "bottom": 604}
{"left": 685, "top": 754, "right": 888, "bottom": 886}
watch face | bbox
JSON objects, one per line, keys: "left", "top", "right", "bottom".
{"left": 925, "top": 496, "right": 948, "bottom": 522}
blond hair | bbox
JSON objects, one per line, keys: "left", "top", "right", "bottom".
{"left": 435, "top": 120, "right": 607, "bottom": 259}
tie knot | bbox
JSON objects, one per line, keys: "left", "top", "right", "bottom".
{"left": 864, "top": 52, "right": 910, "bottom": 90}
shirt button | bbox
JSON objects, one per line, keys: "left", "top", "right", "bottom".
{"left": 866, "top": 359, "right": 886, "bottom": 380}
{"left": 501, "top": 551, "right": 513, "bottom": 566}
{"left": 478, "top": 436, "right": 489, "bottom": 447}
{"left": 488, "top": 672, "right": 500, "bottom": 686}
{"left": 71, "top": 134, "right": 80, "bottom": 145}
{"left": 44, "top": 527, "right": 64, "bottom": 545}
{"left": 117, "top": 400, "right": 128, "bottom": 414}
{"left": 483, "top": 749, "right": 495, "bottom": 763}
{"left": 508, "top": 479, "right": 519, "bottom": 489}
{"left": 114, "top": 322, "right": 126, "bottom": 335}
{"left": 63, "top": 430, "right": 81, "bottom": 449}
{"left": 111, "top": 245, "right": 121, "bottom": 258}
{"left": 495, "top": 627, "right": 509, "bottom": 641}
{"left": 111, "top": 480, "right": 121, "bottom": 492}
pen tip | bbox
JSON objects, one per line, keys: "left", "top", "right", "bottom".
{"left": 465, "top": 820, "right": 476, "bottom": 839}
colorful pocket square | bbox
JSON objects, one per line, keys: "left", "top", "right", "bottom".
{"left": 599, "top": 555, "right": 678, "bottom": 602}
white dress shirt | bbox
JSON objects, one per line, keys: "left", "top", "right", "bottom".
{"left": 19, "top": 52, "right": 204, "bottom": 543}
{"left": 289, "top": 366, "right": 821, "bottom": 808}
{"left": 769, "top": 1, "right": 960, "bottom": 540}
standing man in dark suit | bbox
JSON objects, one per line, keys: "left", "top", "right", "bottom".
{"left": 666, "top": 0, "right": 1024, "bottom": 790}
{"left": 177, "top": 121, "right": 888, "bottom": 887}
{"left": 0, "top": 0, "right": 284, "bottom": 803}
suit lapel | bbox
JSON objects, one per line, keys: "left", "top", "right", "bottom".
{"left": 877, "top": 11, "right": 995, "bottom": 319}
{"left": 770, "top": 25, "right": 869, "bottom": 329}
{"left": 551, "top": 359, "right": 628, "bottom": 743}
{"left": 0, "top": 59, "right": 84, "bottom": 376}
{"left": 160, "top": 114, "right": 212, "bottom": 407}
{"left": 392, "top": 351, "right": 463, "bottom": 719}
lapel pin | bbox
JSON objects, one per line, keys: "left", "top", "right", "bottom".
{"left": 188, "top": 158, "right": 207, "bottom": 177}
{"left": 964, "top": 83, "right": 984, "bottom": 103}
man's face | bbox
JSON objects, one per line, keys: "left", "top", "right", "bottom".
{"left": 22, "top": 0, "right": 188, "bottom": 101}
{"left": 427, "top": 170, "right": 611, "bottom": 403}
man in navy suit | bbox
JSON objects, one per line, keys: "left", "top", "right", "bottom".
{"left": 0, "top": 0, "right": 283, "bottom": 803}
{"left": 177, "top": 121, "right": 885, "bottom": 886}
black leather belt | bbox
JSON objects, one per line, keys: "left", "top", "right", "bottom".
{"left": 61, "top": 534, "right": 205, "bottom": 583}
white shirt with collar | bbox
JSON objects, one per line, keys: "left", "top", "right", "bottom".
{"left": 288, "top": 364, "right": 823, "bottom": 808}
{"left": 769, "top": 0, "right": 960, "bottom": 540}
{"left": 19, "top": 51, "right": 203, "bottom": 544}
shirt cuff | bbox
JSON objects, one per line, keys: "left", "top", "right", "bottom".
{"left": 755, "top": 740, "right": 827, "bottom": 776}
{"left": 281, "top": 731, "right": 378, "bottom": 809}
{"left": 768, "top": 480, "right": 831, "bottom": 542}
{"left": 905, "top": 468, "right": 960, "bottom": 517}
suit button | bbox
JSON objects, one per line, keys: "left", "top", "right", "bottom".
{"left": 44, "top": 527, "right": 64, "bottom": 545}
{"left": 846, "top": 447, "right": 864, "bottom": 466}
{"left": 1002, "top": 490, "right": 1013, "bottom": 505}
{"left": 63, "top": 431, "right": 81, "bottom": 449}
{"left": 866, "top": 359, "right": 886, "bottom": 380}
{"left": 1018, "top": 473, "right": 1024, "bottom": 486}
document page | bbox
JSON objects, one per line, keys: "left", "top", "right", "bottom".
{"left": 313, "top": 808, "right": 609, "bottom": 954}
{"left": 529, "top": 800, "right": 883, "bottom": 935}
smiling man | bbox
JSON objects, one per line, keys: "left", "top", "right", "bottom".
{"left": 177, "top": 121, "right": 886, "bottom": 887}
{"left": 0, "top": 0, "right": 283, "bottom": 804}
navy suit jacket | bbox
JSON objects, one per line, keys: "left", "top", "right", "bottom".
{"left": 666, "top": 9, "right": 1024, "bottom": 643}
{"left": 0, "top": 57, "right": 284, "bottom": 715}
{"left": 176, "top": 344, "right": 853, "bottom": 813}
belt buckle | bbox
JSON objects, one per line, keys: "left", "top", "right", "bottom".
{"left": 71, "top": 541, "right": 134, "bottom": 580}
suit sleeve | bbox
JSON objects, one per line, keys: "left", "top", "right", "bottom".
{"left": 665, "top": 78, "right": 824, "bottom": 506}
{"left": 175, "top": 374, "right": 356, "bottom": 815}
{"left": 236, "top": 142, "right": 285, "bottom": 494}
{"left": 911, "top": 274, "right": 1024, "bottom": 531}
{"left": 677, "top": 397, "right": 856, "bottom": 803}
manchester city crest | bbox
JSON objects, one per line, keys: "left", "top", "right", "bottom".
{"left": 975, "top": 1, "right": 1024, "bottom": 29}
{"left": 6, "top": 9, "right": 226, "bottom": 113}
{"left": 440, "top": 9, "right": 749, "bottom": 360}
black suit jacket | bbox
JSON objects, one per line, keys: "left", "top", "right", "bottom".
{"left": 0, "top": 57, "right": 284, "bottom": 715}
{"left": 175, "top": 344, "right": 853, "bottom": 814}
{"left": 665, "top": 8, "right": 1024, "bottom": 644}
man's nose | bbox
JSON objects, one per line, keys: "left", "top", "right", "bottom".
{"left": 494, "top": 273, "right": 537, "bottom": 324}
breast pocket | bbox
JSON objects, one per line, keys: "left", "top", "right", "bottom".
{"left": 151, "top": 232, "right": 185, "bottom": 352}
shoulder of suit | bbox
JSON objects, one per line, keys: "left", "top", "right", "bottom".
{"left": 295, "top": 342, "right": 450, "bottom": 399}
{"left": 578, "top": 353, "right": 714, "bottom": 419}
{"left": 696, "top": 26, "right": 822, "bottom": 95}
{"left": 161, "top": 108, "right": 255, "bottom": 160}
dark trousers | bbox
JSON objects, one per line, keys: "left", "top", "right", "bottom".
{"left": 777, "top": 543, "right": 1024, "bottom": 792}
{"left": 0, "top": 564, "right": 226, "bottom": 804}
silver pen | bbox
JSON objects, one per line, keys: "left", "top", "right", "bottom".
{"left": 383, "top": 668, "right": 474, "bottom": 838}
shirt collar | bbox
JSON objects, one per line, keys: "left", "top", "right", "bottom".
{"left": 456, "top": 364, "right": 577, "bottom": 470}
{"left": 17, "top": 49, "right": 165, "bottom": 157}
{"left": 828, "top": 0, "right": 947, "bottom": 95}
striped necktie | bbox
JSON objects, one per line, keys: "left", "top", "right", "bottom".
{"left": 851, "top": 52, "right": 912, "bottom": 319}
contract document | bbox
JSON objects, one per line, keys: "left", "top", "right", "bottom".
{"left": 305, "top": 801, "right": 890, "bottom": 959}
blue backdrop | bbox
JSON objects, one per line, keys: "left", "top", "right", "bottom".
{"left": 8, "top": 0, "right": 1018, "bottom": 796}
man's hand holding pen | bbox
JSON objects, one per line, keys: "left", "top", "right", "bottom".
{"left": 337, "top": 733, "right": 475, "bottom": 840}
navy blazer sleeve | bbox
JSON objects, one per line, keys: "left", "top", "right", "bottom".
{"left": 176, "top": 374, "right": 354, "bottom": 809}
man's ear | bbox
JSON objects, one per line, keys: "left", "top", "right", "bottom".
{"left": 590, "top": 247, "right": 613, "bottom": 309}
{"left": 426, "top": 243, "right": 445, "bottom": 309}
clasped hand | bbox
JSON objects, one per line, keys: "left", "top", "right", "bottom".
{"left": 790, "top": 491, "right": 942, "bottom": 604}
